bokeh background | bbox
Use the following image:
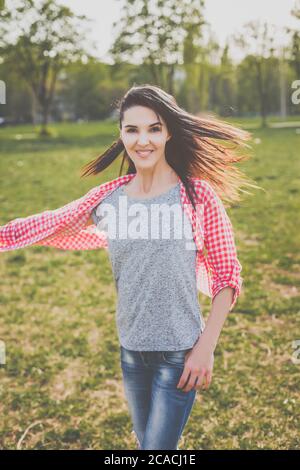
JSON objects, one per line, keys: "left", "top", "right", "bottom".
{"left": 0, "top": 0, "right": 299, "bottom": 450}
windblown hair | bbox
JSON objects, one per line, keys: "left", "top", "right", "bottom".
{"left": 80, "top": 84, "right": 261, "bottom": 210}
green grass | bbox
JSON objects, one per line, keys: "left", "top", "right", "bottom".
{"left": 0, "top": 119, "right": 299, "bottom": 449}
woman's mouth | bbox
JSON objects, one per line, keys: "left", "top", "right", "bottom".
{"left": 136, "top": 150, "right": 154, "bottom": 158}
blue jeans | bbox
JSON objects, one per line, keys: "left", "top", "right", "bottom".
{"left": 120, "top": 344, "right": 197, "bottom": 450}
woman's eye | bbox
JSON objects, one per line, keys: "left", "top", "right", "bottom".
{"left": 126, "top": 127, "right": 161, "bottom": 133}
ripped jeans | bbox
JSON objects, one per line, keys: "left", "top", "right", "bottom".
{"left": 120, "top": 344, "right": 197, "bottom": 450}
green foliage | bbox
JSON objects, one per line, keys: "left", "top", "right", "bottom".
{"left": 0, "top": 0, "right": 92, "bottom": 133}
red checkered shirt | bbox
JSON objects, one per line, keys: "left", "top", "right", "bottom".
{"left": 0, "top": 174, "right": 243, "bottom": 311}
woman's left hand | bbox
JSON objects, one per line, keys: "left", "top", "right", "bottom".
{"left": 176, "top": 343, "right": 214, "bottom": 393}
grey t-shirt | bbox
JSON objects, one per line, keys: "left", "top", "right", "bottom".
{"left": 92, "top": 181, "right": 205, "bottom": 351}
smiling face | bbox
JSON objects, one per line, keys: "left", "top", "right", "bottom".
{"left": 120, "top": 105, "right": 171, "bottom": 169}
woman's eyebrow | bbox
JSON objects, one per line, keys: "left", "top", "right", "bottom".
{"left": 124, "top": 121, "right": 162, "bottom": 128}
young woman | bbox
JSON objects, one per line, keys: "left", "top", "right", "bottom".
{"left": 80, "top": 84, "right": 256, "bottom": 450}
{"left": 0, "top": 84, "right": 257, "bottom": 450}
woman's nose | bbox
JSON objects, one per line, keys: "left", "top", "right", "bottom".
{"left": 137, "top": 134, "right": 150, "bottom": 145}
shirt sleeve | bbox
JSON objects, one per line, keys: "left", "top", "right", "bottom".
{"left": 203, "top": 183, "right": 243, "bottom": 311}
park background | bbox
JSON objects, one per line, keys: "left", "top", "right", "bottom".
{"left": 0, "top": 0, "right": 299, "bottom": 449}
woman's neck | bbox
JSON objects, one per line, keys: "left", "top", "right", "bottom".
{"left": 125, "top": 167, "right": 180, "bottom": 198}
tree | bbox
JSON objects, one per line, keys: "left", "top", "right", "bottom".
{"left": 182, "top": 22, "right": 220, "bottom": 113}
{"left": 0, "top": 0, "right": 92, "bottom": 135}
{"left": 0, "top": 62, "right": 34, "bottom": 123}
{"left": 109, "top": 0, "right": 206, "bottom": 94}
{"left": 234, "top": 21, "right": 277, "bottom": 127}
{"left": 215, "top": 44, "right": 236, "bottom": 116}
{"left": 58, "top": 59, "right": 126, "bottom": 121}
{"left": 287, "top": 0, "right": 300, "bottom": 78}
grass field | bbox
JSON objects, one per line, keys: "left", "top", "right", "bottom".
{"left": 0, "top": 118, "right": 299, "bottom": 449}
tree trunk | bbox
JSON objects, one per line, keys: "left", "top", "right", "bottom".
{"left": 167, "top": 63, "right": 175, "bottom": 95}
{"left": 40, "top": 103, "right": 50, "bottom": 136}
{"left": 256, "top": 60, "right": 267, "bottom": 128}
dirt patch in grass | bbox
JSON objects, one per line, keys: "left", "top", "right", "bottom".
{"left": 50, "top": 358, "right": 88, "bottom": 401}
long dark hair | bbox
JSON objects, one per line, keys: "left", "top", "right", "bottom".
{"left": 80, "top": 84, "right": 260, "bottom": 210}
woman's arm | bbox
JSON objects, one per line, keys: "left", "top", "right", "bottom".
{"left": 194, "top": 286, "right": 233, "bottom": 353}
{"left": 202, "top": 181, "right": 243, "bottom": 312}
{"left": 177, "top": 182, "right": 243, "bottom": 392}
{"left": 177, "top": 287, "right": 233, "bottom": 393}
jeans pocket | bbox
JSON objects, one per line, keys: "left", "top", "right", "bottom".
{"left": 120, "top": 345, "right": 145, "bottom": 367}
{"left": 161, "top": 349, "right": 190, "bottom": 366}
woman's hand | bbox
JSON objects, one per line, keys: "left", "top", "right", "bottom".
{"left": 176, "top": 340, "right": 214, "bottom": 393}
{"left": 176, "top": 287, "right": 234, "bottom": 393}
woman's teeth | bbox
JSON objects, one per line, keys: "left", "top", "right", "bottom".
{"left": 136, "top": 150, "right": 153, "bottom": 157}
